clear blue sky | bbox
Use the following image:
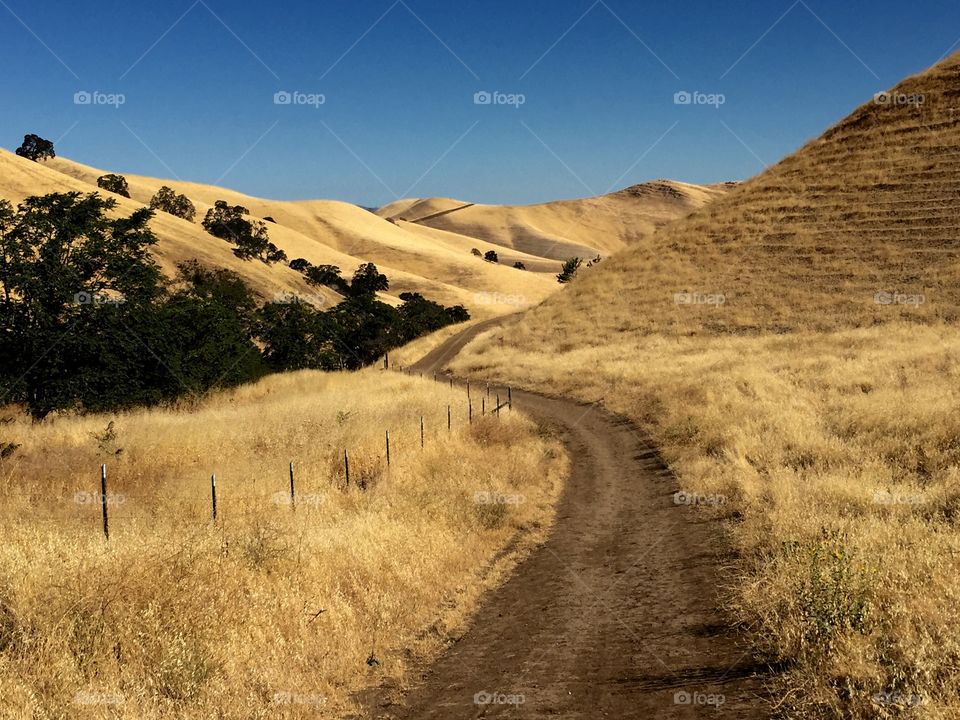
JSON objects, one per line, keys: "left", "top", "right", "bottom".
{"left": 1, "top": 0, "right": 958, "bottom": 206}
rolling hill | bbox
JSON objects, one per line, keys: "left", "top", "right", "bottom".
{"left": 530, "top": 52, "right": 960, "bottom": 336}
{"left": 0, "top": 150, "right": 724, "bottom": 317}
{"left": 378, "top": 180, "right": 729, "bottom": 264}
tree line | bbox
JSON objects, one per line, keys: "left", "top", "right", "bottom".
{"left": 0, "top": 192, "right": 468, "bottom": 419}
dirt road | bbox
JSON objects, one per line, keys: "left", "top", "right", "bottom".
{"left": 359, "top": 319, "right": 770, "bottom": 718}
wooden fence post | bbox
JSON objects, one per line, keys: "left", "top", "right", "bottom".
{"left": 467, "top": 381, "right": 471, "bottom": 400}
{"left": 420, "top": 416, "right": 424, "bottom": 449}
{"left": 384, "top": 353, "right": 389, "bottom": 370}
{"left": 386, "top": 430, "right": 391, "bottom": 467}
{"left": 449, "top": 377, "right": 453, "bottom": 389}
{"left": 344, "top": 450, "right": 350, "bottom": 487}
{"left": 469, "top": 399, "right": 473, "bottom": 424}
{"left": 210, "top": 473, "right": 217, "bottom": 522}
{"left": 447, "top": 405, "right": 451, "bottom": 431}
{"left": 508, "top": 387, "right": 512, "bottom": 410}
{"left": 496, "top": 394, "right": 501, "bottom": 417}
{"left": 482, "top": 397, "right": 486, "bottom": 415}
{"left": 100, "top": 464, "right": 109, "bottom": 541}
{"left": 289, "top": 461, "right": 296, "bottom": 509}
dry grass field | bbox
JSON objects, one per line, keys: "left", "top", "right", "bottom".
{"left": 0, "top": 370, "right": 565, "bottom": 719}
{"left": 450, "top": 53, "right": 960, "bottom": 718}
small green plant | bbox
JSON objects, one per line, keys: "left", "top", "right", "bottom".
{"left": 92, "top": 421, "right": 122, "bottom": 457}
{"left": 791, "top": 530, "right": 873, "bottom": 653}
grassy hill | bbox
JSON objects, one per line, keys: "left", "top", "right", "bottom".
{"left": 378, "top": 180, "right": 728, "bottom": 263}
{"left": 451, "top": 52, "right": 960, "bottom": 718}
{"left": 0, "top": 151, "right": 724, "bottom": 318}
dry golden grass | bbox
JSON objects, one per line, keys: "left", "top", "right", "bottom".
{"left": 0, "top": 369, "right": 565, "bottom": 719}
{"left": 449, "top": 52, "right": 960, "bottom": 719}
{"left": 453, "top": 321, "right": 960, "bottom": 718}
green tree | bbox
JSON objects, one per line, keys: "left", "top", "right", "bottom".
{"left": 305, "top": 264, "right": 349, "bottom": 294}
{"left": 348, "top": 263, "right": 389, "bottom": 297}
{"left": 484, "top": 250, "right": 499, "bottom": 263}
{"left": 257, "top": 300, "right": 336, "bottom": 371}
{"left": 15, "top": 134, "right": 55, "bottom": 162}
{"left": 149, "top": 186, "right": 196, "bottom": 222}
{"left": 0, "top": 193, "right": 163, "bottom": 417}
{"left": 203, "top": 200, "right": 276, "bottom": 263}
{"left": 96, "top": 174, "right": 131, "bottom": 198}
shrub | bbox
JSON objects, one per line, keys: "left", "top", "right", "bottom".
{"left": 557, "top": 257, "right": 582, "bottom": 284}
{"left": 484, "top": 250, "right": 499, "bottom": 263}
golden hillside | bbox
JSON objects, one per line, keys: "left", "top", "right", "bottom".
{"left": 0, "top": 151, "right": 723, "bottom": 318}
{"left": 378, "top": 180, "right": 727, "bottom": 264}
{"left": 451, "top": 52, "right": 960, "bottom": 718}
{"left": 534, "top": 53, "right": 960, "bottom": 336}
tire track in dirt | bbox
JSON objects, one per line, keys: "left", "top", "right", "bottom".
{"left": 358, "top": 318, "right": 772, "bottom": 719}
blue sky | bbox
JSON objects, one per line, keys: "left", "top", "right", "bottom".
{"left": 1, "top": 0, "right": 958, "bottom": 206}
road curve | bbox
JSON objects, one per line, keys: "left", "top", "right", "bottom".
{"left": 359, "top": 319, "right": 770, "bottom": 719}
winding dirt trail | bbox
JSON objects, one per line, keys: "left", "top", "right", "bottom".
{"left": 360, "top": 319, "right": 771, "bottom": 719}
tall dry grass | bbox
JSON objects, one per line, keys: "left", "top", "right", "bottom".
{"left": 451, "top": 317, "right": 960, "bottom": 719}
{"left": 0, "top": 369, "right": 565, "bottom": 719}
